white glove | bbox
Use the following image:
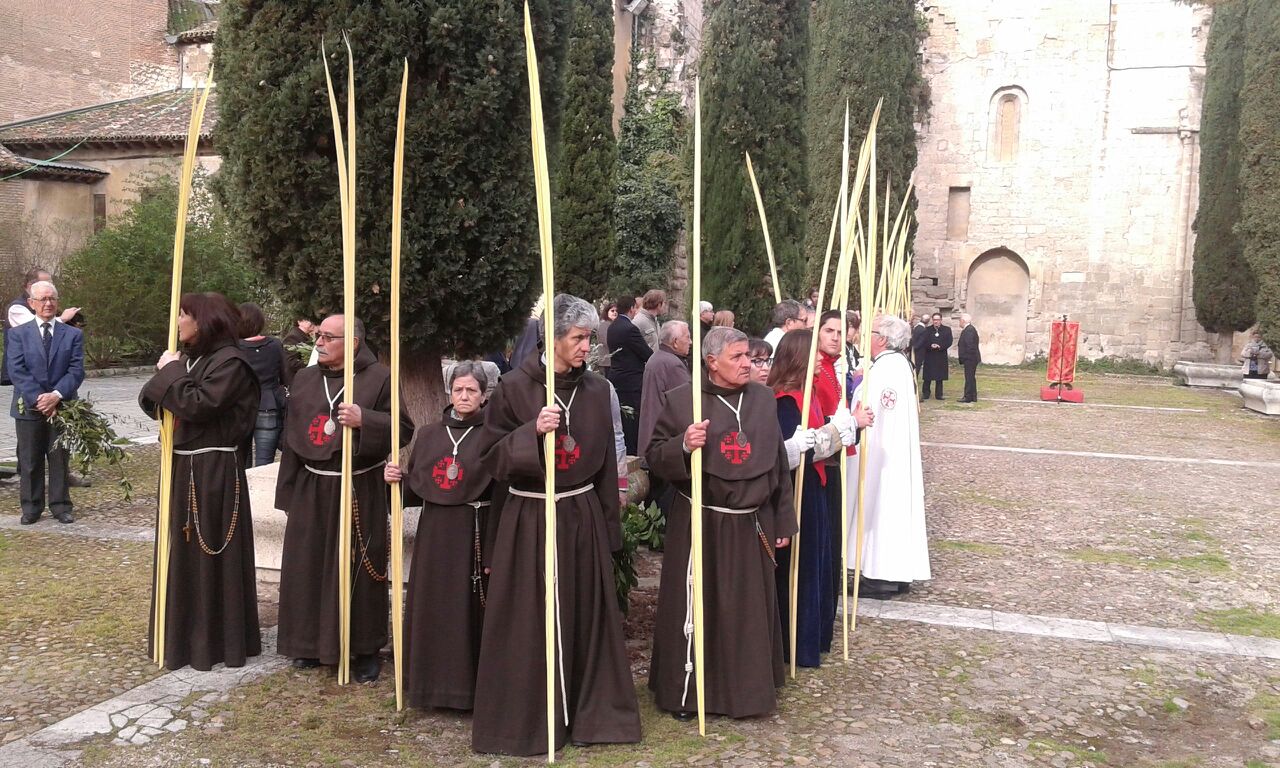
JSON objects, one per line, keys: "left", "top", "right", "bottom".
{"left": 790, "top": 427, "right": 816, "bottom": 452}
{"left": 830, "top": 407, "right": 853, "bottom": 432}
{"left": 833, "top": 352, "right": 849, "bottom": 381}
{"left": 837, "top": 424, "right": 857, "bottom": 447}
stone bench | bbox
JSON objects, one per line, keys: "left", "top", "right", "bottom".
{"left": 1173, "top": 361, "right": 1242, "bottom": 389}
{"left": 245, "top": 456, "right": 650, "bottom": 583}
{"left": 1240, "top": 379, "right": 1280, "bottom": 416}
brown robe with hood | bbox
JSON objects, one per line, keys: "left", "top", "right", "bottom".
{"left": 140, "top": 340, "right": 261, "bottom": 671}
{"left": 470, "top": 352, "right": 641, "bottom": 756}
{"left": 645, "top": 378, "right": 796, "bottom": 718}
{"left": 275, "top": 344, "right": 412, "bottom": 663}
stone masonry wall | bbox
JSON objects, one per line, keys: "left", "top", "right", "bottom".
{"left": 0, "top": 0, "right": 177, "bottom": 124}
{"left": 912, "top": 0, "right": 1218, "bottom": 365}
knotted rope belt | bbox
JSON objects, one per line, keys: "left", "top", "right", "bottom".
{"left": 173, "top": 446, "right": 240, "bottom": 556}
{"left": 304, "top": 460, "right": 390, "bottom": 582}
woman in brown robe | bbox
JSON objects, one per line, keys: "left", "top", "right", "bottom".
{"left": 384, "top": 361, "right": 494, "bottom": 710}
{"left": 471, "top": 294, "right": 641, "bottom": 756}
{"left": 139, "top": 292, "right": 261, "bottom": 671}
{"left": 646, "top": 326, "right": 796, "bottom": 719}
{"left": 274, "top": 315, "right": 413, "bottom": 683}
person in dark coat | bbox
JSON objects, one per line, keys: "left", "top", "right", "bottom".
{"left": 385, "top": 361, "right": 494, "bottom": 711}
{"left": 274, "top": 314, "right": 413, "bottom": 683}
{"left": 920, "top": 313, "right": 953, "bottom": 400}
{"left": 471, "top": 294, "right": 641, "bottom": 756}
{"left": 910, "top": 315, "right": 927, "bottom": 375}
{"left": 280, "top": 318, "right": 317, "bottom": 377}
{"left": 238, "top": 302, "right": 293, "bottom": 466}
{"left": 606, "top": 295, "right": 652, "bottom": 456}
{"left": 638, "top": 321, "right": 692, "bottom": 457}
{"left": 646, "top": 326, "right": 797, "bottom": 720}
{"left": 8, "top": 279, "right": 86, "bottom": 523}
{"left": 139, "top": 292, "right": 261, "bottom": 671}
{"left": 957, "top": 313, "right": 981, "bottom": 403}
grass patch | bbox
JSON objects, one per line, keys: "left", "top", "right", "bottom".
{"left": 934, "top": 539, "right": 1006, "bottom": 556}
{"left": 1028, "top": 738, "right": 1108, "bottom": 765}
{"left": 1068, "top": 548, "right": 1231, "bottom": 574}
{"left": 1248, "top": 693, "right": 1280, "bottom": 740}
{"left": 1162, "top": 698, "right": 1186, "bottom": 715}
{"left": 1197, "top": 609, "right": 1280, "bottom": 639}
{"left": 953, "top": 490, "right": 1021, "bottom": 511}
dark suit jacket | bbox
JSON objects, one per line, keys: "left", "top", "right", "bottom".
{"left": 606, "top": 314, "right": 652, "bottom": 394}
{"left": 7, "top": 318, "right": 85, "bottom": 420}
{"left": 910, "top": 322, "right": 928, "bottom": 367}
{"left": 958, "top": 325, "right": 981, "bottom": 365}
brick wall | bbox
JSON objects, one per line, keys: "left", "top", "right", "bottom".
{"left": 0, "top": 0, "right": 178, "bottom": 124}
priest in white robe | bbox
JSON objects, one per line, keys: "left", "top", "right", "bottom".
{"left": 847, "top": 314, "right": 929, "bottom": 598}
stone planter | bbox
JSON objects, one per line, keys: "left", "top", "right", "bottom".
{"left": 1239, "top": 379, "right": 1280, "bottom": 416}
{"left": 245, "top": 462, "right": 420, "bottom": 583}
{"left": 1173, "top": 361, "right": 1242, "bottom": 389}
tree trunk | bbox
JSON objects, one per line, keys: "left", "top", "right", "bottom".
{"left": 400, "top": 351, "right": 447, "bottom": 433}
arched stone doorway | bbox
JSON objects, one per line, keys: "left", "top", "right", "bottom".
{"left": 966, "top": 248, "right": 1030, "bottom": 364}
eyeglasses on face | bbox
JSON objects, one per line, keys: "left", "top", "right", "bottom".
{"left": 314, "top": 332, "right": 343, "bottom": 343}
{"left": 32, "top": 297, "right": 58, "bottom": 303}
{"left": 749, "top": 357, "right": 772, "bottom": 368}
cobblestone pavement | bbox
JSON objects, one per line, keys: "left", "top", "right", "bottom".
{"left": 1, "top": 369, "right": 1277, "bottom": 767}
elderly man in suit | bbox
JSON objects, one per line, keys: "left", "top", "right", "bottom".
{"left": 957, "top": 313, "right": 982, "bottom": 403}
{"left": 607, "top": 295, "right": 653, "bottom": 455}
{"left": 6, "top": 280, "right": 85, "bottom": 524}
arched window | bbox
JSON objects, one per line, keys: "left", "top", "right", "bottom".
{"left": 988, "top": 87, "right": 1027, "bottom": 165}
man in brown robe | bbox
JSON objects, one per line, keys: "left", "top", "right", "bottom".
{"left": 646, "top": 326, "right": 796, "bottom": 720}
{"left": 275, "top": 315, "right": 412, "bottom": 683}
{"left": 472, "top": 294, "right": 641, "bottom": 756}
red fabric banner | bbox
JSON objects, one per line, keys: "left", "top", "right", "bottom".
{"left": 1046, "top": 320, "right": 1080, "bottom": 384}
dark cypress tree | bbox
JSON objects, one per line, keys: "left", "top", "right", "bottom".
{"left": 1238, "top": 0, "right": 1280, "bottom": 350}
{"left": 553, "top": 0, "right": 617, "bottom": 302}
{"left": 700, "top": 0, "right": 809, "bottom": 333}
{"left": 611, "top": 56, "right": 684, "bottom": 297}
{"left": 213, "top": 0, "right": 571, "bottom": 416}
{"left": 804, "top": 0, "right": 925, "bottom": 294}
{"left": 1192, "top": 0, "right": 1255, "bottom": 334}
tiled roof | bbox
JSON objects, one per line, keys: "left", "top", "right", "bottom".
{"left": 0, "top": 89, "right": 218, "bottom": 148}
{"left": 0, "top": 142, "right": 108, "bottom": 182}
{"left": 174, "top": 19, "right": 218, "bottom": 43}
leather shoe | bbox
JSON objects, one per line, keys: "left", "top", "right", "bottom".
{"left": 19, "top": 513, "right": 39, "bottom": 525}
{"left": 353, "top": 653, "right": 381, "bottom": 683}
{"left": 670, "top": 710, "right": 696, "bottom": 722}
{"left": 291, "top": 657, "right": 321, "bottom": 669}
{"left": 53, "top": 511, "right": 74, "bottom": 524}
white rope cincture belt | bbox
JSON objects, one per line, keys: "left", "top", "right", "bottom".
{"left": 303, "top": 460, "right": 386, "bottom": 477}
{"left": 505, "top": 482, "right": 596, "bottom": 726}
{"left": 173, "top": 445, "right": 238, "bottom": 455}
{"left": 677, "top": 492, "right": 762, "bottom": 708}
{"left": 465, "top": 500, "right": 493, "bottom": 509}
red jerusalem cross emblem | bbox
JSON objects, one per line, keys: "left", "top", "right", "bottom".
{"left": 719, "top": 432, "right": 752, "bottom": 465}
{"left": 554, "top": 434, "right": 581, "bottom": 470}
{"left": 880, "top": 388, "right": 898, "bottom": 410}
{"left": 307, "top": 414, "right": 336, "bottom": 446}
{"left": 431, "top": 457, "right": 463, "bottom": 490}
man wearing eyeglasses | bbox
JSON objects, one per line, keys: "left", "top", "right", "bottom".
{"left": 6, "top": 281, "right": 85, "bottom": 524}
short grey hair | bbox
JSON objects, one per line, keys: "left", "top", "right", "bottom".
{"left": 769, "top": 299, "right": 804, "bottom": 328}
{"left": 876, "top": 315, "right": 911, "bottom": 352}
{"left": 703, "top": 326, "right": 748, "bottom": 358}
{"left": 28, "top": 280, "right": 57, "bottom": 297}
{"left": 960, "top": 312, "right": 972, "bottom": 324}
{"left": 699, "top": 301, "right": 713, "bottom": 314}
{"left": 659, "top": 320, "right": 689, "bottom": 345}
{"left": 546, "top": 293, "right": 597, "bottom": 340}
{"left": 447, "top": 360, "right": 490, "bottom": 393}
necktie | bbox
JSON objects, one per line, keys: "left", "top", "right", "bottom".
{"left": 41, "top": 322, "right": 52, "bottom": 359}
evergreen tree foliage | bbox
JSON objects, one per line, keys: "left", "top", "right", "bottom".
{"left": 611, "top": 57, "right": 685, "bottom": 299}
{"left": 804, "top": 0, "right": 925, "bottom": 296}
{"left": 700, "top": 0, "right": 809, "bottom": 333}
{"left": 1238, "top": 0, "right": 1280, "bottom": 350}
{"left": 60, "top": 172, "right": 268, "bottom": 365}
{"left": 553, "top": 0, "right": 617, "bottom": 302}
{"left": 1192, "top": 0, "right": 1255, "bottom": 334}
{"left": 213, "top": 0, "right": 572, "bottom": 408}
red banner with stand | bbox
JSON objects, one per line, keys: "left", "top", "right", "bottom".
{"left": 1041, "top": 317, "right": 1084, "bottom": 402}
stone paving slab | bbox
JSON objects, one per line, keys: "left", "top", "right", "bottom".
{"left": 0, "top": 516, "right": 151, "bottom": 542}
{"left": 0, "top": 629, "right": 283, "bottom": 768}
{"left": 854, "top": 598, "right": 1280, "bottom": 661}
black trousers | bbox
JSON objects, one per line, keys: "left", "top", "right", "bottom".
{"left": 923, "top": 378, "right": 944, "bottom": 399}
{"left": 15, "top": 417, "right": 71, "bottom": 518}
{"left": 617, "top": 389, "right": 641, "bottom": 457}
{"left": 963, "top": 360, "right": 978, "bottom": 401}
